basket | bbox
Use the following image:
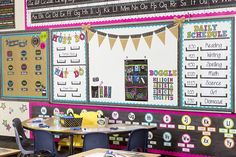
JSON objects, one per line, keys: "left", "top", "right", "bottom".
{"left": 60, "top": 116, "right": 83, "bottom": 127}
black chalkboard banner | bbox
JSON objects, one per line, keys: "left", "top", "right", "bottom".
{"left": 29, "top": 0, "right": 236, "bottom": 23}
{"left": 27, "top": 0, "right": 117, "bottom": 9}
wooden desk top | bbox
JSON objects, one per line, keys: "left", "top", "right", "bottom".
{"left": 68, "top": 148, "right": 161, "bottom": 157}
{"left": 0, "top": 147, "right": 20, "bottom": 156}
{"left": 22, "top": 117, "right": 156, "bottom": 135}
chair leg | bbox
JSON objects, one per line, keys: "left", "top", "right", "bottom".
{"left": 58, "top": 145, "right": 61, "bottom": 151}
{"left": 17, "top": 153, "right": 22, "bottom": 157}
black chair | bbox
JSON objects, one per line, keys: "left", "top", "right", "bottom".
{"left": 82, "top": 132, "right": 109, "bottom": 151}
{"left": 12, "top": 118, "right": 34, "bottom": 157}
{"left": 127, "top": 128, "right": 149, "bottom": 152}
{"left": 33, "top": 130, "right": 58, "bottom": 157}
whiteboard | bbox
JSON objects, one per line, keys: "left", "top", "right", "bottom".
{"left": 88, "top": 23, "right": 178, "bottom": 107}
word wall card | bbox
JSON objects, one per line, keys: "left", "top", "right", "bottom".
{"left": 1, "top": 31, "right": 49, "bottom": 100}
{"left": 180, "top": 18, "right": 234, "bottom": 112}
{"left": 51, "top": 29, "right": 88, "bottom": 103}
{"left": 89, "top": 23, "right": 178, "bottom": 108}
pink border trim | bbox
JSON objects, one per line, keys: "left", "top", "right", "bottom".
{"left": 109, "top": 145, "right": 213, "bottom": 157}
{"left": 24, "top": 0, "right": 27, "bottom": 30}
{"left": 24, "top": 1, "right": 236, "bottom": 30}
{"left": 149, "top": 149, "right": 213, "bottom": 157}
{"left": 29, "top": 102, "right": 236, "bottom": 118}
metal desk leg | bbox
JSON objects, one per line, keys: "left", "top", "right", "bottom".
{"left": 69, "top": 135, "right": 74, "bottom": 155}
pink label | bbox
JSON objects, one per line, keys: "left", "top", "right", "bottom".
{"left": 168, "top": 124, "right": 176, "bottom": 128}
{"left": 187, "top": 144, "right": 195, "bottom": 148}
{"left": 160, "top": 124, "right": 167, "bottom": 128}
{"left": 183, "top": 148, "right": 190, "bottom": 152}
{"left": 178, "top": 143, "right": 185, "bottom": 147}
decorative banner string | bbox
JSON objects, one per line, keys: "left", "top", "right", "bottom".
{"left": 83, "top": 17, "right": 185, "bottom": 50}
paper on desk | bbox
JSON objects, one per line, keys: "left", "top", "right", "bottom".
{"left": 83, "top": 151, "right": 145, "bottom": 157}
{"left": 0, "top": 148, "right": 10, "bottom": 153}
{"left": 84, "top": 152, "right": 127, "bottom": 157}
{"left": 83, "top": 153, "right": 106, "bottom": 157}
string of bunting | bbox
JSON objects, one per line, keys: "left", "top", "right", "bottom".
{"left": 82, "top": 17, "right": 185, "bottom": 50}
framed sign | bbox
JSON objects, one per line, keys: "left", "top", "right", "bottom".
{"left": 180, "top": 18, "right": 235, "bottom": 112}
{"left": 1, "top": 31, "right": 49, "bottom": 100}
{"left": 88, "top": 22, "right": 179, "bottom": 108}
{"left": 51, "top": 28, "right": 88, "bottom": 103}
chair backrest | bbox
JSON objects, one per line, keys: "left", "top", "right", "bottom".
{"left": 127, "top": 128, "right": 149, "bottom": 152}
{"left": 12, "top": 118, "right": 27, "bottom": 140}
{"left": 12, "top": 118, "right": 34, "bottom": 155}
{"left": 83, "top": 132, "right": 109, "bottom": 151}
{"left": 33, "top": 130, "right": 57, "bottom": 157}
{"left": 80, "top": 111, "right": 98, "bottom": 127}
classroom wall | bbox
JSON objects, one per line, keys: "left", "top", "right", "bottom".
{"left": 0, "top": 101, "right": 29, "bottom": 137}
{"left": 0, "top": 0, "right": 236, "bottom": 156}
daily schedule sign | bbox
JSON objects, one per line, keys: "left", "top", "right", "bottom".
{"left": 180, "top": 18, "right": 234, "bottom": 112}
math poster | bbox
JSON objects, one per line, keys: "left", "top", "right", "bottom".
{"left": 1, "top": 31, "right": 49, "bottom": 100}
{"left": 88, "top": 23, "right": 178, "bottom": 107}
{"left": 180, "top": 18, "right": 234, "bottom": 112}
{"left": 51, "top": 29, "right": 88, "bottom": 103}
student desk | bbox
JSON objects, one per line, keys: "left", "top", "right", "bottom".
{"left": 0, "top": 147, "right": 20, "bottom": 156}
{"left": 68, "top": 148, "right": 161, "bottom": 157}
{"left": 22, "top": 117, "right": 156, "bottom": 155}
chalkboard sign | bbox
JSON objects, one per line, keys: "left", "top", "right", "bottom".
{"left": 25, "top": 0, "right": 236, "bottom": 29}
{"left": 0, "top": 0, "right": 15, "bottom": 29}
{"left": 180, "top": 18, "right": 234, "bottom": 112}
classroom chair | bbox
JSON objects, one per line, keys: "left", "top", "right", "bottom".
{"left": 12, "top": 118, "right": 34, "bottom": 157}
{"left": 82, "top": 132, "right": 109, "bottom": 151}
{"left": 57, "top": 111, "right": 99, "bottom": 151}
{"left": 33, "top": 130, "right": 58, "bottom": 157}
{"left": 127, "top": 128, "right": 149, "bottom": 152}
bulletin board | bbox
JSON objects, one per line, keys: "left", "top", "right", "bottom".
{"left": 0, "top": 31, "right": 49, "bottom": 100}
{"left": 51, "top": 28, "right": 88, "bottom": 103}
{"left": 180, "top": 18, "right": 235, "bottom": 112}
{"left": 0, "top": 0, "right": 15, "bottom": 29}
{"left": 88, "top": 22, "right": 179, "bottom": 108}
